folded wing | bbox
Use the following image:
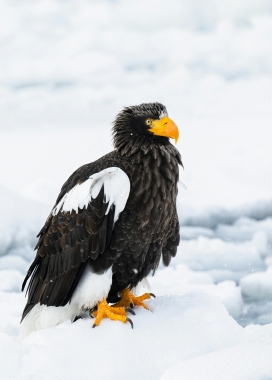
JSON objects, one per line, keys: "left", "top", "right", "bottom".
{"left": 21, "top": 167, "right": 130, "bottom": 321}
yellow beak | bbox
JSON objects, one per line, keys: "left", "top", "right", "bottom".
{"left": 149, "top": 117, "right": 179, "bottom": 143}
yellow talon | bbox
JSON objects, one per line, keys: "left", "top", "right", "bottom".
{"left": 92, "top": 299, "right": 133, "bottom": 328}
{"left": 113, "top": 288, "right": 155, "bottom": 310}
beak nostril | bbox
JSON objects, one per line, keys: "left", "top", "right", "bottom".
{"left": 150, "top": 116, "right": 178, "bottom": 142}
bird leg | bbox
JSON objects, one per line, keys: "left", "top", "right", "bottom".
{"left": 91, "top": 298, "right": 135, "bottom": 328}
{"left": 113, "top": 288, "right": 156, "bottom": 310}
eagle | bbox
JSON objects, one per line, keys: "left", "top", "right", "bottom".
{"left": 19, "top": 102, "right": 182, "bottom": 338}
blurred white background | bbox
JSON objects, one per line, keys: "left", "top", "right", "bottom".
{"left": 0, "top": 0, "right": 271, "bottom": 210}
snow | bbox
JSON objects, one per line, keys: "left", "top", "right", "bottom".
{"left": 149, "top": 265, "right": 243, "bottom": 319}
{"left": 1, "top": 294, "right": 244, "bottom": 380}
{"left": 0, "top": 185, "right": 48, "bottom": 258}
{"left": 172, "top": 233, "right": 267, "bottom": 282}
{"left": 0, "top": 0, "right": 271, "bottom": 378}
{"left": 0, "top": 270, "right": 24, "bottom": 293}
{"left": 240, "top": 267, "right": 272, "bottom": 301}
{"left": 161, "top": 324, "right": 272, "bottom": 380}
{"left": 0, "top": 192, "right": 271, "bottom": 378}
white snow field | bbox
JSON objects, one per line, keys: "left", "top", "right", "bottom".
{"left": 0, "top": 187, "right": 271, "bottom": 379}
{"left": 0, "top": 0, "right": 271, "bottom": 379}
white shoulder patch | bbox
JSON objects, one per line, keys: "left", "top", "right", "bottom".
{"left": 52, "top": 167, "right": 130, "bottom": 223}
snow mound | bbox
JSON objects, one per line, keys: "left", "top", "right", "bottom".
{"left": 216, "top": 217, "right": 272, "bottom": 245}
{"left": 0, "top": 255, "right": 30, "bottom": 275}
{"left": 0, "top": 185, "right": 48, "bottom": 257}
{"left": 179, "top": 226, "right": 215, "bottom": 240}
{"left": 149, "top": 265, "right": 243, "bottom": 319}
{"left": 240, "top": 267, "right": 272, "bottom": 301}
{"left": 0, "top": 270, "right": 24, "bottom": 292}
{"left": 161, "top": 324, "right": 272, "bottom": 380}
{"left": 0, "top": 293, "right": 243, "bottom": 380}
{"left": 179, "top": 201, "right": 272, "bottom": 229}
{"left": 174, "top": 235, "right": 266, "bottom": 282}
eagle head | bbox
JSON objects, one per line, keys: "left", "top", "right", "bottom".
{"left": 112, "top": 102, "right": 179, "bottom": 154}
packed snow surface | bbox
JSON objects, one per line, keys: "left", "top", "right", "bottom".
{"left": 161, "top": 324, "right": 272, "bottom": 380}
{"left": 0, "top": 186, "right": 271, "bottom": 379}
{"left": 1, "top": 294, "right": 244, "bottom": 380}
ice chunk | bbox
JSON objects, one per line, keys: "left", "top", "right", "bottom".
{"left": 174, "top": 236, "right": 266, "bottom": 281}
{"left": 0, "top": 270, "right": 24, "bottom": 292}
{"left": 216, "top": 217, "right": 272, "bottom": 245}
{"left": 179, "top": 201, "right": 272, "bottom": 230}
{"left": 149, "top": 265, "right": 242, "bottom": 319}
{"left": 204, "top": 280, "right": 243, "bottom": 319}
{"left": 240, "top": 267, "right": 272, "bottom": 301}
{"left": 0, "top": 185, "right": 47, "bottom": 258}
{"left": 0, "top": 255, "right": 30, "bottom": 274}
{"left": 180, "top": 226, "right": 215, "bottom": 240}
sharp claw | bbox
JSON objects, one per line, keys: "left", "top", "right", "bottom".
{"left": 92, "top": 323, "right": 96, "bottom": 328}
{"left": 125, "top": 307, "right": 136, "bottom": 315}
{"left": 150, "top": 293, "right": 156, "bottom": 298}
{"left": 130, "top": 302, "right": 134, "bottom": 309}
{"left": 89, "top": 310, "right": 94, "bottom": 318}
{"left": 126, "top": 318, "right": 133, "bottom": 329}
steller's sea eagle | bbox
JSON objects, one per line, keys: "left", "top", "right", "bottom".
{"left": 19, "top": 102, "right": 182, "bottom": 338}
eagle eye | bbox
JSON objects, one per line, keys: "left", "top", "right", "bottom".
{"left": 145, "top": 118, "right": 152, "bottom": 126}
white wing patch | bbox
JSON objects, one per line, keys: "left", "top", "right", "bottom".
{"left": 52, "top": 167, "right": 130, "bottom": 223}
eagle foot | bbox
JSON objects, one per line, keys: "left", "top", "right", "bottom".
{"left": 113, "top": 288, "right": 156, "bottom": 310}
{"left": 91, "top": 299, "right": 134, "bottom": 329}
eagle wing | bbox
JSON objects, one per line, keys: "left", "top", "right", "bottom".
{"left": 21, "top": 166, "right": 130, "bottom": 321}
